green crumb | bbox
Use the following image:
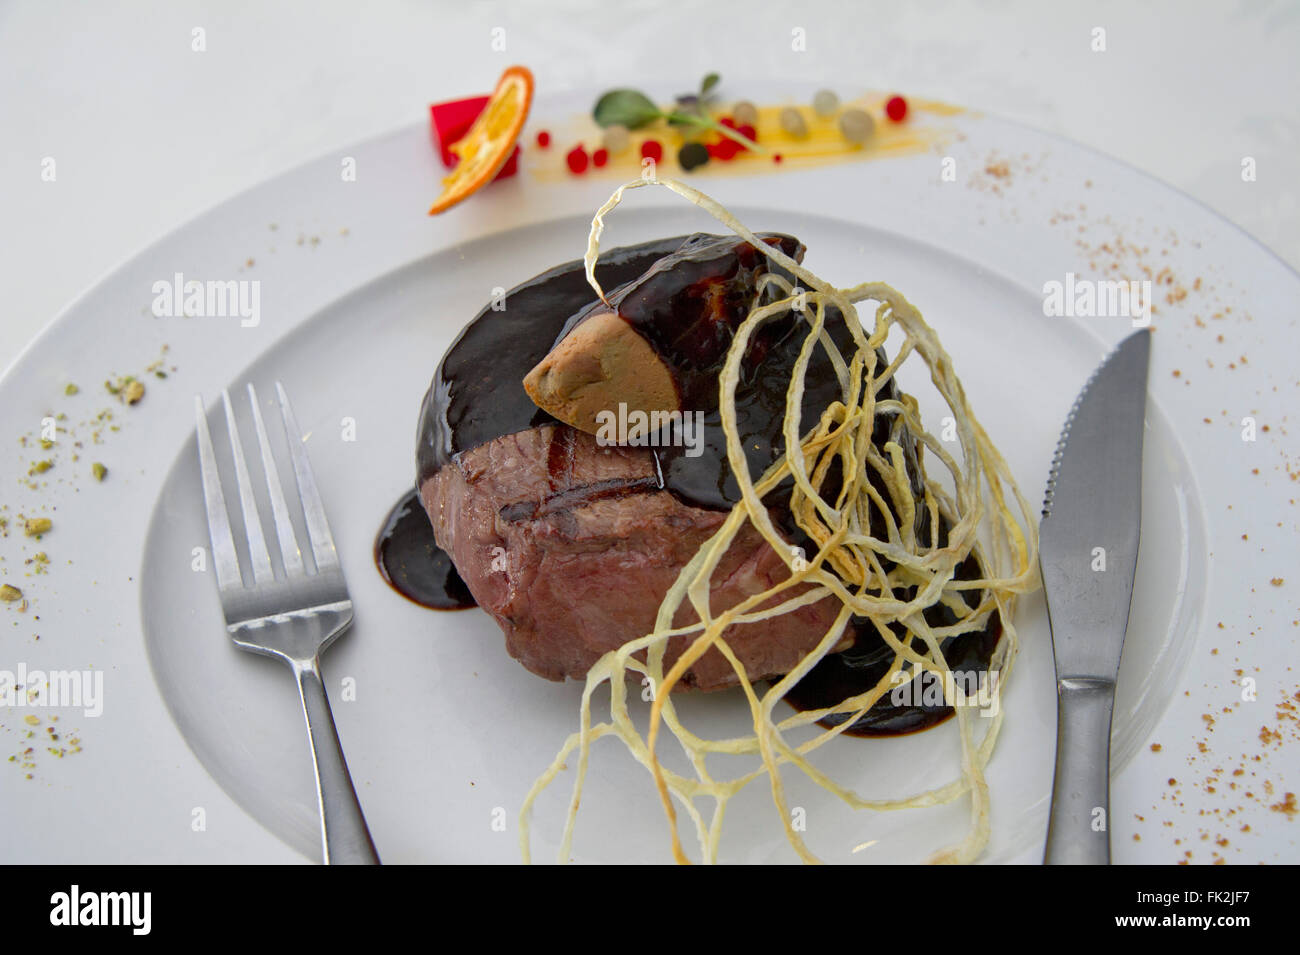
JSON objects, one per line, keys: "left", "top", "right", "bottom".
{"left": 29, "top": 460, "right": 52, "bottom": 475}
{"left": 39, "top": 439, "right": 54, "bottom": 450}
{"left": 24, "top": 518, "right": 51, "bottom": 538}
{"left": 65, "top": 383, "right": 79, "bottom": 396}
{"left": 0, "top": 584, "right": 22, "bottom": 602}
{"left": 92, "top": 462, "right": 107, "bottom": 481}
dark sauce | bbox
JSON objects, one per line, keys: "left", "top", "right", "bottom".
{"left": 394, "top": 232, "right": 1000, "bottom": 737}
{"left": 374, "top": 488, "right": 475, "bottom": 610}
{"left": 559, "top": 233, "right": 805, "bottom": 408}
{"left": 416, "top": 235, "right": 697, "bottom": 483}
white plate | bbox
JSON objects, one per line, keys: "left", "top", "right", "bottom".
{"left": 2, "top": 85, "right": 1296, "bottom": 864}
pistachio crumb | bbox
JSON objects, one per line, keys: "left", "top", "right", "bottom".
{"left": 24, "top": 518, "right": 52, "bottom": 538}
{"left": 0, "top": 584, "right": 22, "bottom": 602}
{"left": 123, "top": 380, "right": 145, "bottom": 405}
{"left": 92, "top": 462, "right": 107, "bottom": 482}
{"left": 65, "top": 383, "right": 79, "bottom": 396}
{"left": 23, "top": 715, "right": 40, "bottom": 727}
{"left": 29, "top": 460, "right": 53, "bottom": 475}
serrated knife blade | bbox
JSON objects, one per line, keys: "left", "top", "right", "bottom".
{"left": 1040, "top": 328, "right": 1150, "bottom": 865}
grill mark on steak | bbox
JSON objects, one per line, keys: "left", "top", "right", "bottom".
{"left": 498, "top": 474, "right": 661, "bottom": 523}
{"left": 545, "top": 422, "right": 575, "bottom": 492}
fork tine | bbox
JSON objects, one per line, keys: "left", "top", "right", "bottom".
{"left": 248, "top": 383, "right": 306, "bottom": 577}
{"left": 194, "top": 395, "right": 244, "bottom": 592}
{"left": 221, "top": 389, "right": 276, "bottom": 585}
{"left": 275, "top": 381, "right": 341, "bottom": 575}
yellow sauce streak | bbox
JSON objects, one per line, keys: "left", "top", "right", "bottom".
{"left": 527, "top": 96, "right": 965, "bottom": 183}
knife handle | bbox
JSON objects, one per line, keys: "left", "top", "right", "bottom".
{"left": 1044, "top": 677, "right": 1116, "bottom": 865}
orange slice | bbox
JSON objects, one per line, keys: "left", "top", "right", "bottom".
{"left": 428, "top": 65, "right": 534, "bottom": 215}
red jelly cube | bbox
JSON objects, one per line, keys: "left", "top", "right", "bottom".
{"left": 429, "top": 95, "right": 519, "bottom": 179}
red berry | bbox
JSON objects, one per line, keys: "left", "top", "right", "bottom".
{"left": 640, "top": 139, "right": 663, "bottom": 162}
{"left": 719, "top": 116, "right": 736, "bottom": 129}
{"left": 708, "top": 140, "right": 740, "bottom": 160}
{"left": 773, "top": 153, "right": 783, "bottom": 164}
{"left": 736, "top": 124, "right": 757, "bottom": 145}
{"left": 566, "top": 145, "right": 588, "bottom": 174}
{"left": 536, "top": 130, "right": 551, "bottom": 148}
{"left": 592, "top": 148, "right": 608, "bottom": 167}
{"left": 885, "top": 95, "right": 908, "bottom": 123}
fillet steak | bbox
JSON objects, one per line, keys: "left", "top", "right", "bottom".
{"left": 419, "top": 423, "right": 847, "bottom": 689}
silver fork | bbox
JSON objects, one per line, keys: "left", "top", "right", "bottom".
{"left": 194, "top": 382, "right": 380, "bottom": 865}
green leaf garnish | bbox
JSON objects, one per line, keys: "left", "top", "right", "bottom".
{"left": 591, "top": 74, "right": 768, "bottom": 156}
{"left": 593, "top": 89, "right": 663, "bottom": 129}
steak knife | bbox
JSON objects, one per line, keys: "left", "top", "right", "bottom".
{"left": 1040, "top": 329, "right": 1151, "bottom": 865}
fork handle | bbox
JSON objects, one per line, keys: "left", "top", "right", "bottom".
{"left": 1044, "top": 677, "right": 1115, "bottom": 865}
{"left": 293, "top": 659, "right": 381, "bottom": 865}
